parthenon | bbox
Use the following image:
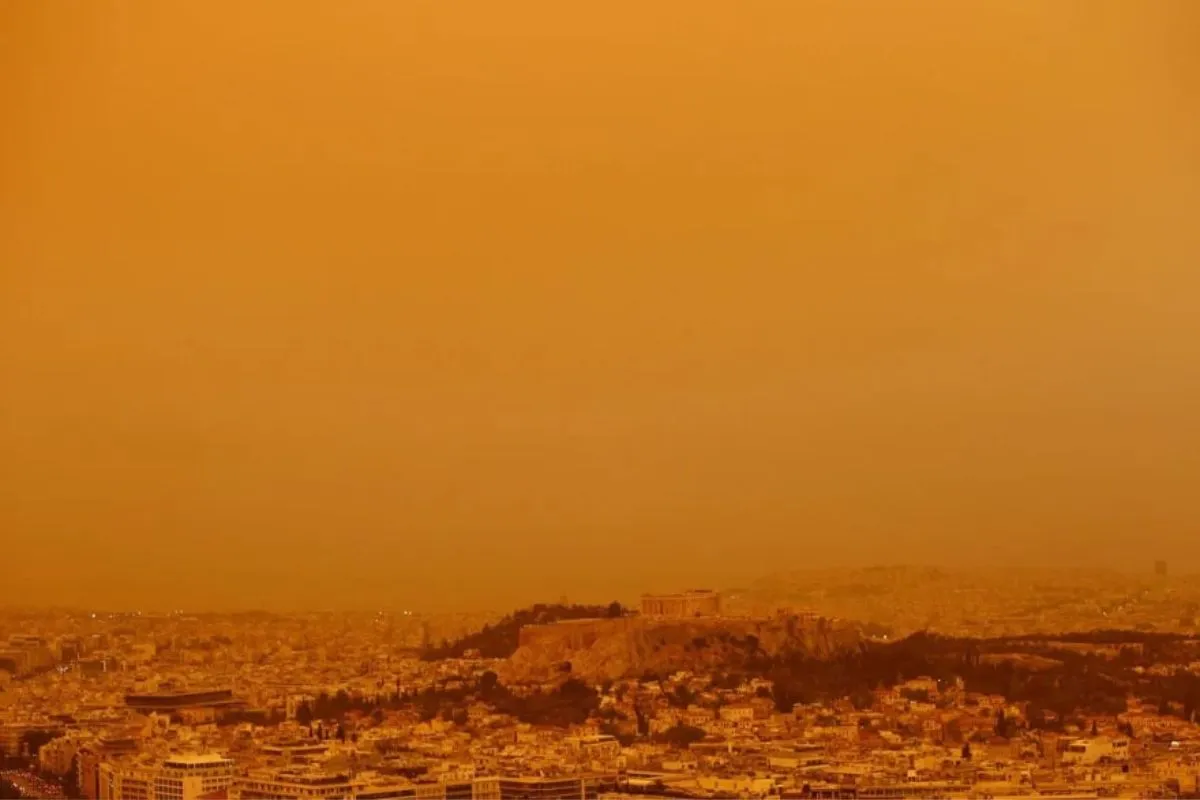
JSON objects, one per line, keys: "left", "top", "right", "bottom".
{"left": 640, "top": 589, "right": 721, "bottom": 618}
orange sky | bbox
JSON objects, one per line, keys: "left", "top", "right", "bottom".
{"left": 2, "top": 1, "right": 1199, "bottom": 612}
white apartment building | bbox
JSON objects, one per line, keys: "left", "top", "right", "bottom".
{"left": 574, "top": 734, "right": 621, "bottom": 760}
{"left": 99, "top": 754, "right": 235, "bottom": 800}
{"left": 230, "top": 770, "right": 353, "bottom": 799}
{"left": 1061, "top": 737, "right": 1131, "bottom": 766}
{"left": 99, "top": 763, "right": 155, "bottom": 800}
{"left": 158, "top": 754, "right": 237, "bottom": 800}
{"left": 719, "top": 705, "right": 755, "bottom": 724}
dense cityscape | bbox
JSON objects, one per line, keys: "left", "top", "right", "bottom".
{"left": 6, "top": 568, "right": 1200, "bottom": 798}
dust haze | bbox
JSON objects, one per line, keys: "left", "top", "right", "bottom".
{"left": 2, "top": 1, "right": 1199, "bottom": 612}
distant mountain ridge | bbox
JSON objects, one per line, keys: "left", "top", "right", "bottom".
{"left": 729, "top": 565, "right": 1200, "bottom": 637}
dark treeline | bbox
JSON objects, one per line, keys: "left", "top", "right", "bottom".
{"left": 421, "top": 602, "right": 626, "bottom": 660}
{"left": 405, "top": 672, "right": 600, "bottom": 728}
{"left": 304, "top": 629, "right": 1200, "bottom": 735}
{"left": 16, "top": 730, "right": 58, "bottom": 758}
{"left": 61, "top": 756, "right": 80, "bottom": 798}
{"left": 296, "top": 689, "right": 385, "bottom": 724}
{"left": 295, "top": 672, "right": 601, "bottom": 728}
{"left": 755, "top": 630, "right": 1200, "bottom": 729}
{"left": 653, "top": 723, "right": 707, "bottom": 748}
{"left": 480, "top": 673, "right": 599, "bottom": 727}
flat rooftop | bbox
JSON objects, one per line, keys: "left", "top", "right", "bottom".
{"left": 164, "top": 753, "right": 233, "bottom": 766}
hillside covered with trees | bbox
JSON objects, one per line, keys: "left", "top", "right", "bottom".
{"left": 756, "top": 630, "right": 1200, "bottom": 728}
{"left": 421, "top": 602, "right": 625, "bottom": 660}
{"left": 416, "top": 627, "right": 1200, "bottom": 732}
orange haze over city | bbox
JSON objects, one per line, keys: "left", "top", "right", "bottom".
{"left": 2, "top": 1, "right": 1199, "bottom": 612}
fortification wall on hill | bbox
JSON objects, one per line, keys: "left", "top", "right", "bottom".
{"left": 505, "top": 614, "right": 861, "bottom": 682}
{"left": 517, "top": 616, "right": 638, "bottom": 649}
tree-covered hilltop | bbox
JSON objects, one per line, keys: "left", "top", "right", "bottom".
{"left": 758, "top": 629, "right": 1200, "bottom": 727}
{"left": 309, "top": 629, "right": 1200, "bottom": 733}
{"left": 296, "top": 673, "right": 601, "bottom": 729}
{"left": 421, "top": 601, "right": 626, "bottom": 660}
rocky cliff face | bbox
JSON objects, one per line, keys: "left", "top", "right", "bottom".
{"left": 500, "top": 614, "right": 861, "bottom": 682}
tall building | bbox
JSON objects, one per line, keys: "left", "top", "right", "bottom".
{"left": 230, "top": 770, "right": 352, "bottom": 799}
{"left": 98, "top": 755, "right": 235, "bottom": 800}
{"left": 156, "top": 754, "right": 237, "bottom": 800}
{"left": 1156, "top": 560, "right": 1168, "bottom": 578}
{"left": 496, "top": 775, "right": 615, "bottom": 799}
{"left": 78, "top": 737, "right": 140, "bottom": 799}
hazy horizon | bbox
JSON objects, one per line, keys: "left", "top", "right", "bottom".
{"left": 0, "top": 563, "right": 1190, "bottom": 618}
{"left": 3, "top": 1, "right": 1200, "bottom": 613}
{"left": 0, "top": 562, "right": 1190, "bottom": 616}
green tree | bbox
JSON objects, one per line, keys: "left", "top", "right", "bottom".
{"left": 314, "top": 692, "right": 332, "bottom": 719}
{"left": 668, "top": 685, "right": 694, "bottom": 708}
{"left": 333, "top": 689, "right": 351, "bottom": 716}
{"left": 657, "top": 723, "right": 705, "bottom": 749}
{"left": 599, "top": 722, "right": 635, "bottom": 746}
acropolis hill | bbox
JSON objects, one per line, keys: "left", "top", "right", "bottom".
{"left": 502, "top": 607, "right": 861, "bottom": 682}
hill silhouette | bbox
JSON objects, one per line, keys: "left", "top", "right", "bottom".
{"left": 421, "top": 602, "right": 624, "bottom": 659}
{"left": 346, "top": 627, "right": 1200, "bottom": 731}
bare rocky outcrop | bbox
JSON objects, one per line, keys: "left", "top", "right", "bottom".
{"left": 500, "top": 614, "right": 861, "bottom": 683}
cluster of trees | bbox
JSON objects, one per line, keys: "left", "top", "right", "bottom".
{"left": 754, "top": 629, "right": 1200, "bottom": 730}
{"left": 307, "top": 720, "right": 353, "bottom": 742}
{"left": 372, "top": 671, "right": 602, "bottom": 728}
{"left": 652, "top": 723, "right": 707, "bottom": 748}
{"left": 405, "top": 681, "right": 474, "bottom": 723}
{"left": 295, "top": 689, "right": 388, "bottom": 724}
{"left": 480, "top": 673, "right": 600, "bottom": 727}
{"left": 421, "top": 602, "right": 626, "bottom": 660}
{"left": 295, "top": 684, "right": 488, "bottom": 726}
{"left": 666, "top": 684, "right": 695, "bottom": 708}
{"left": 311, "top": 627, "right": 1200, "bottom": 742}
{"left": 598, "top": 721, "right": 636, "bottom": 746}
{"left": 16, "top": 729, "right": 58, "bottom": 758}
{"left": 60, "top": 756, "right": 80, "bottom": 798}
